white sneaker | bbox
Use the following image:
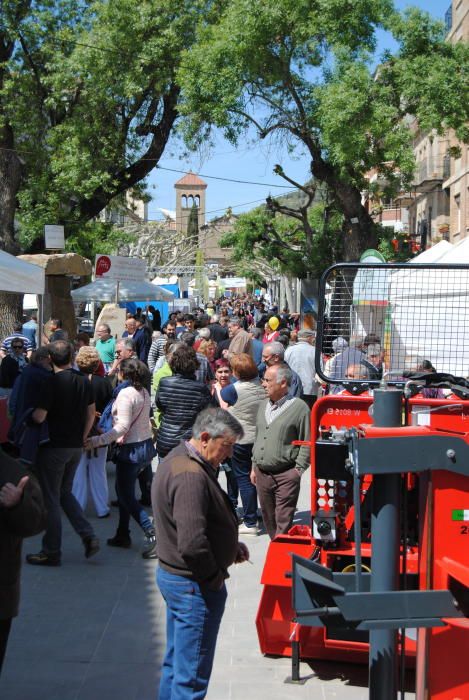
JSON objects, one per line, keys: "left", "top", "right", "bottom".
{"left": 238, "top": 522, "right": 259, "bottom": 536}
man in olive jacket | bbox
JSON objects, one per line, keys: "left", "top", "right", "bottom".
{"left": 0, "top": 450, "right": 46, "bottom": 674}
{"left": 251, "top": 363, "right": 310, "bottom": 539}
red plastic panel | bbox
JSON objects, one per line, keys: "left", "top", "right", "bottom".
{"left": 418, "top": 469, "right": 469, "bottom": 700}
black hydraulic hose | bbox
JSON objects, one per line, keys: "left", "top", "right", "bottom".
{"left": 351, "top": 431, "right": 363, "bottom": 592}
{"left": 399, "top": 397, "right": 410, "bottom": 700}
{"left": 400, "top": 473, "right": 408, "bottom": 700}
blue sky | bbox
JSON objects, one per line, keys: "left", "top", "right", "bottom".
{"left": 146, "top": 0, "right": 449, "bottom": 223}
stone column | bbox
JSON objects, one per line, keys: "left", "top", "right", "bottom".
{"left": 18, "top": 253, "right": 92, "bottom": 341}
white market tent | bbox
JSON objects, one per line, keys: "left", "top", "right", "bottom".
{"left": 410, "top": 239, "right": 453, "bottom": 263}
{"left": 388, "top": 241, "right": 469, "bottom": 375}
{"left": 343, "top": 241, "right": 468, "bottom": 378}
{"left": 71, "top": 278, "right": 174, "bottom": 302}
{"left": 0, "top": 249, "right": 45, "bottom": 295}
{"left": 436, "top": 236, "right": 469, "bottom": 264}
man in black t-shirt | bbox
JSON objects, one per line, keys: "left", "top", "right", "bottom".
{"left": 26, "top": 341, "right": 99, "bottom": 566}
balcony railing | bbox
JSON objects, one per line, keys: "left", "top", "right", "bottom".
{"left": 412, "top": 156, "right": 451, "bottom": 187}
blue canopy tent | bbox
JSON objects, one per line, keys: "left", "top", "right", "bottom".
{"left": 119, "top": 284, "right": 180, "bottom": 325}
{"left": 120, "top": 300, "right": 168, "bottom": 325}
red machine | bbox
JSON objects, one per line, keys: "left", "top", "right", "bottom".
{"left": 256, "top": 262, "right": 469, "bottom": 699}
{"left": 256, "top": 392, "right": 469, "bottom": 698}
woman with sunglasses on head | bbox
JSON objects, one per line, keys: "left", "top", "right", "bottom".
{"left": 198, "top": 338, "right": 218, "bottom": 375}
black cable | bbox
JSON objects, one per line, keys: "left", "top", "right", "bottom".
{"left": 155, "top": 165, "right": 294, "bottom": 188}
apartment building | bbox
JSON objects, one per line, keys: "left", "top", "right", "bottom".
{"left": 406, "top": 125, "right": 451, "bottom": 246}
{"left": 367, "top": 1, "right": 468, "bottom": 249}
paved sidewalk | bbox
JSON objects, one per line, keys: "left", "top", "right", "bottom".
{"left": 0, "top": 465, "right": 413, "bottom": 700}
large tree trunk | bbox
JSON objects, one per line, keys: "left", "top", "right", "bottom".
{"left": 309, "top": 149, "right": 379, "bottom": 261}
{"left": 0, "top": 292, "right": 24, "bottom": 339}
{"left": 0, "top": 129, "right": 22, "bottom": 256}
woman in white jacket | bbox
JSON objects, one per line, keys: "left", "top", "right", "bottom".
{"left": 85, "top": 359, "right": 155, "bottom": 556}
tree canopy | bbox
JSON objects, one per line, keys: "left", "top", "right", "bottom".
{"left": 221, "top": 197, "right": 344, "bottom": 281}
{"left": 178, "top": 0, "right": 469, "bottom": 260}
{"left": 0, "top": 0, "right": 208, "bottom": 254}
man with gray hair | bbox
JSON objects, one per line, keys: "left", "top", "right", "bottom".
{"left": 251, "top": 364, "right": 310, "bottom": 539}
{"left": 285, "top": 328, "right": 318, "bottom": 407}
{"left": 153, "top": 407, "right": 250, "bottom": 700}
{"left": 327, "top": 333, "right": 366, "bottom": 381}
{"left": 197, "top": 327, "right": 211, "bottom": 342}
{"left": 209, "top": 313, "right": 229, "bottom": 344}
{"left": 261, "top": 341, "right": 303, "bottom": 398}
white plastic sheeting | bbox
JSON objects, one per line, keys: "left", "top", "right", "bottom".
{"left": 0, "top": 250, "right": 45, "bottom": 294}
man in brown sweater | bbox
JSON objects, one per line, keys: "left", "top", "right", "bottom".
{"left": 0, "top": 451, "right": 46, "bottom": 674}
{"left": 153, "top": 407, "right": 249, "bottom": 700}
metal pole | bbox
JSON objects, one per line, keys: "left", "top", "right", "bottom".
{"left": 368, "top": 388, "right": 402, "bottom": 700}
{"left": 291, "top": 640, "right": 301, "bottom": 682}
{"left": 38, "top": 295, "right": 44, "bottom": 347}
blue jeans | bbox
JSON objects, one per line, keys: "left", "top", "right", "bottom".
{"left": 230, "top": 443, "right": 257, "bottom": 527}
{"left": 115, "top": 460, "right": 153, "bottom": 533}
{"left": 157, "top": 567, "right": 227, "bottom": 700}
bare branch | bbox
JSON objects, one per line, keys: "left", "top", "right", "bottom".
{"left": 273, "top": 166, "right": 316, "bottom": 202}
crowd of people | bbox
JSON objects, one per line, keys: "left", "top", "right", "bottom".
{"left": 0, "top": 296, "right": 438, "bottom": 697}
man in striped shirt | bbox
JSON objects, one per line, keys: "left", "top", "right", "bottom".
{"left": 1, "top": 322, "right": 32, "bottom": 358}
{"left": 147, "top": 322, "right": 176, "bottom": 372}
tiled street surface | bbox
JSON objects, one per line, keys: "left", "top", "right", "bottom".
{"left": 0, "top": 464, "right": 414, "bottom": 700}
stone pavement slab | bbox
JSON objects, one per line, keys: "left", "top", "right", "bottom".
{"left": 0, "top": 464, "right": 414, "bottom": 700}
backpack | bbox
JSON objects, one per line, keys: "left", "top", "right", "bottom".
{"left": 97, "top": 398, "right": 114, "bottom": 434}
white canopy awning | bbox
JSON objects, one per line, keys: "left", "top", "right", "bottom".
{"left": 437, "top": 236, "right": 469, "bottom": 264}
{"left": 0, "top": 249, "right": 45, "bottom": 295}
{"left": 71, "top": 278, "right": 174, "bottom": 302}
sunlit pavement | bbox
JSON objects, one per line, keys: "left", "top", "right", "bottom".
{"left": 0, "top": 464, "right": 413, "bottom": 700}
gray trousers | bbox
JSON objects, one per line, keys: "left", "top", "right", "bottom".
{"left": 255, "top": 466, "right": 301, "bottom": 540}
{"left": 36, "top": 447, "right": 95, "bottom": 557}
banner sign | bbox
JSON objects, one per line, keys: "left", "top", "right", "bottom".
{"left": 94, "top": 255, "right": 146, "bottom": 281}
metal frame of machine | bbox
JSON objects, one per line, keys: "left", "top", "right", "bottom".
{"left": 255, "top": 263, "right": 469, "bottom": 700}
